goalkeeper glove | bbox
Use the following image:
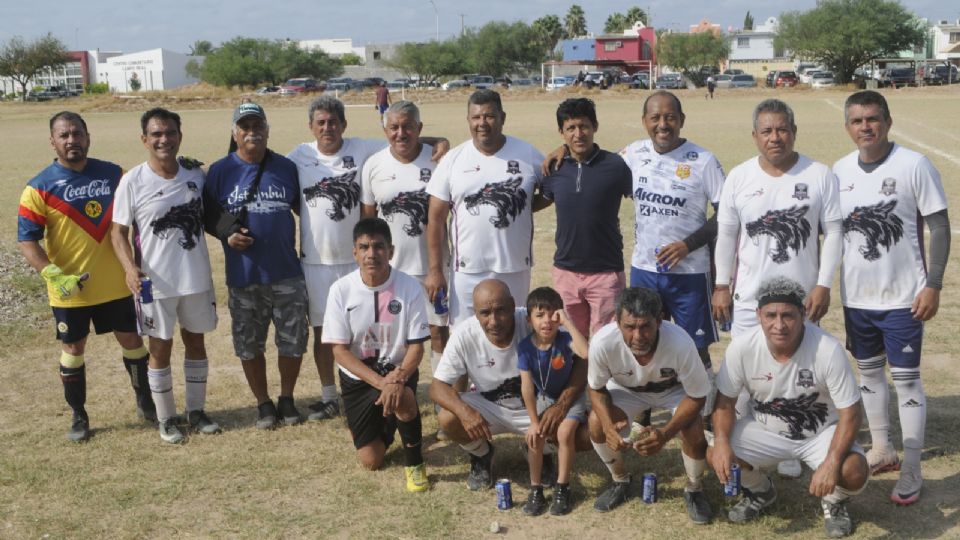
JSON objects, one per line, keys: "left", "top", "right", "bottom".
{"left": 41, "top": 264, "right": 89, "bottom": 299}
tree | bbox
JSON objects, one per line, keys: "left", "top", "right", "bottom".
{"left": 0, "top": 34, "right": 70, "bottom": 100}
{"left": 776, "top": 0, "right": 927, "bottom": 83}
{"left": 460, "top": 21, "right": 544, "bottom": 76}
{"left": 339, "top": 52, "right": 363, "bottom": 65}
{"left": 743, "top": 11, "right": 754, "bottom": 31}
{"left": 197, "top": 37, "right": 342, "bottom": 87}
{"left": 604, "top": 7, "right": 647, "bottom": 33}
{"left": 188, "top": 40, "right": 214, "bottom": 56}
{"left": 532, "top": 14, "right": 566, "bottom": 58}
{"left": 656, "top": 32, "right": 730, "bottom": 85}
{"left": 564, "top": 4, "right": 588, "bottom": 38}
{"left": 625, "top": 7, "right": 648, "bottom": 27}
{"left": 128, "top": 73, "right": 142, "bottom": 92}
{"left": 388, "top": 40, "right": 465, "bottom": 82}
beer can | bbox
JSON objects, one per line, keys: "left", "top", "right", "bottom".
{"left": 434, "top": 287, "right": 449, "bottom": 315}
{"left": 654, "top": 245, "right": 669, "bottom": 273}
{"left": 139, "top": 276, "right": 153, "bottom": 304}
{"left": 641, "top": 472, "right": 658, "bottom": 503}
{"left": 724, "top": 464, "right": 741, "bottom": 497}
{"left": 495, "top": 479, "right": 513, "bottom": 510}
{"left": 720, "top": 320, "right": 732, "bottom": 333}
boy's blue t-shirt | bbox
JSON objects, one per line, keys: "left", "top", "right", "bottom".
{"left": 517, "top": 330, "right": 575, "bottom": 400}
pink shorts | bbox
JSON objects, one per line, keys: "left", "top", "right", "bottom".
{"left": 551, "top": 267, "right": 625, "bottom": 337}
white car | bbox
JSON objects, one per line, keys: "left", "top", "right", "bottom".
{"left": 810, "top": 71, "right": 836, "bottom": 88}
{"left": 714, "top": 74, "right": 734, "bottom": 88}
{"left": 442, "top": 79, "right": 469, "bottom": 91}
{"left": 546, "top": 77, "right": 568, "bottom": 90}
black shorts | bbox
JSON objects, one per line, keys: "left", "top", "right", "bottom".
{"left": 51, "top": 295, "right": 137, "bottom": 343}
{"left": 340, "top": 367, "right": 419, "bottom": 450}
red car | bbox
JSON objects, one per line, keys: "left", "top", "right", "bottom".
{"left": 278, "top": 78, "right": 325, "bottom": 96}
{"left": 774, "top": 71, "right": 798, "bottom": 88}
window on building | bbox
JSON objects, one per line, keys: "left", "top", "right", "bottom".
{"left": 603, "top": 41, "right": 622, "bottom": 52}
{"left": 738, "top": 37, "right": 750, "bottom": 48}
{"left": 373, "top": 51, "right": 381, "bottom": 60}
{"left": 950, "top": 32, "right": 960, "bottom": 43}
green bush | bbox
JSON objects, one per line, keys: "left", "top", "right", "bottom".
{"left": 84, "top": 82, "right": 109, "bottom": 94}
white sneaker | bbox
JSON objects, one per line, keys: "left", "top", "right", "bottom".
{"left": 866, "top": 446, "right": 900, "bottom": 475}
{"left": 159, "top": 419, "right": 185, "bottom": 444}
{"left": 777, "top": 459, "right": 802, "bottom": 478}
{"left": 890, "top": 464, "right": 922, "bottom": 506}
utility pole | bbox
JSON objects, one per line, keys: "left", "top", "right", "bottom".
{"left": 428, "top": 0, "right": 439, "bottom": 41}
{"left": 460, "top": 14, "right": 465, "bottom": 37}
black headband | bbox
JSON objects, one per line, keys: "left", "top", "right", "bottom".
{"left": 757, "top": 293, "right": 804, "bottom": 310}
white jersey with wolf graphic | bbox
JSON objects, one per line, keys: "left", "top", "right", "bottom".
{"left": 426, "top": 136, "right": 544, "bottom": 274}
{"left": 717, "top": 155, "right": 841, "bottom": 308}
{"left": 361, "top": 144, "right": 442, "bottom": 276}
{"left": 833, "top": 144, "right": 947, "bottom": 309}
{"left": 717, "top": 322, "right": 860, "bottom": 440}
{"left": 288, "top": 138, "right": 387, "bottom": 264}
{"left": 113, "top": 162, "right": 213, "bottom": 299}
{"left": 620, "top": 139, "right": 724, "bottom": 274}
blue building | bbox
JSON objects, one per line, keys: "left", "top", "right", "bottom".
{"left": 561, "top": 38, "right": 596, "bottom": 61}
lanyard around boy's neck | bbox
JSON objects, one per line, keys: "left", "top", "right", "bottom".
{"left": 536, "top": 342, "right": 556, "bottom": 393}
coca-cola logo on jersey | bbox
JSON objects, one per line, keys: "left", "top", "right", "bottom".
{"left": 62, "top": 179, "right": 112, "bottom": 202}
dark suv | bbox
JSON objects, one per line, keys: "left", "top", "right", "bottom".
{"left": 883, "top": 68, "right": 916, "bottom": 87}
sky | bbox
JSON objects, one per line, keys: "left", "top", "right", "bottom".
{"left": 1, "top": 0, "right": 953, "bottom": 54}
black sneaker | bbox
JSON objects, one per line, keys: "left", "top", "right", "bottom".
{"left": 307, "top": 399, "right": 340, "bottom": 421}
{"left": 522, "top": 486, "right": 548, "bottom": 516}
{"left": 550, "top": 484, "right": 573, "bottom": 516}
{"left": 256, "top": 400, "right": 278, "bottom": 430}
{"left": 67, "top": 410, "right": 90, "bottom": 443}
{"left": 541, "top": 453, "right": 557, "bottom": 489}
{"left": 277, "top": 396, "right": 302, "bottom": 426}
{"left": 467, "top": 445, "right": 495, "bottom": 491}
{"left": 187, "top": 409, "right": 222, "bottom": 434}
{"left": 594, "top": 478, "right": 631, "bottom": 512}
{"left": 684, "top": 490, "right": 712, "bottom": 524}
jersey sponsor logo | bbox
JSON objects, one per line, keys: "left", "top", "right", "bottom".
{"left": 745, "top": 205, "right": 811, "bottom": 264}
{"left": 634, "top": 187, "right": 687, "bottom": 207}
{"left": 506, "top": 160, "right": 521, "bottom": 174}
{"left": 57, "top": 321, "right": 68, "bottom": 333}
{"left": 675, "top": 164, "right": 691, "bottom": 179}
{"left": 751, "top": 372, "right": 774, "bottom": 381}
{"left": 342, "top": 156, "right": 356, "bottom": 169}
{"left": 463, "top": 178, "right": 527, "bottom": 229}
{"left": 387, "top": 299, "right": 402, "bottom": 314}
{"left": 419, "top": 168, "right": 432, "bottom": 183}
{"left": 842, "top": 200, "right": 904, "bottom": 261}
{"left": 381, "top": 189, "right": 430, "bottom": 236}
{"left": 186, "top": 181, "right": 199, "bottom": 192}
{"left": 839, "top": 183, "right": 855, "bottom": 193}
{"left": 660, "top": 368, "right": 677, "bottom": 378}
{"left": 62, "top": 179, "right": 112, "bottom": 203}
{"left": 84, "top": 200, "right": 103, "bottom": 218}
{"left": 150, "top": 197, "right": 204, "bottom": 250}
{"left": 637, "top": 176, "right": 648, "bottom": 184}
{"left": 879, "top": 178, "right": 897, "bottom": 196}
{"left": 796, "top": 368, "right": 815, "bottom": 388}
{"left": 753, "top": 393, "right": 829, "bottom": 440}
{"left": 792, "top": 183, "right": 809, "bottom": 200}
{"left": 684, "top": 151, "right": 699, "bottom": 161}
{"left": 302, "top": 170, "right": 361, "bottom": 221}
{"left": 746, "top": 188, "right": 765, "bottom": 199}
{"left": 462, "top": 165, "right": 481, "bottom": 173}
{"left": 477, "top": 357, "right": 497, "bottom": 368}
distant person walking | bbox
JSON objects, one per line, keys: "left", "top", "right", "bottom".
{"left": 375, "top": 81, "right": 391, "bottom": 121}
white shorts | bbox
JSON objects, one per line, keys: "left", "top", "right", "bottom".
{"left": 410, "top": 273, "right": 449, "bottom": 328}
{"left": 604, "top": 383, "right": 686, "bottom": 435}
{"left": 730, "top": 417, "right": 865, "bottom": 471}
{"left": 730, "top": 303, "right": 759, "bottom": 339}
{"left": 303, "top": 262, "right": 358, "bottom": 327}
{"left": 460, "top": 391, "right": 531, "bottom": 436}
{"left": 450, "top": 269, "right": 531, "bottom": 326}
{"left": 138, "top": 289, "right": 218, "bottom": 340}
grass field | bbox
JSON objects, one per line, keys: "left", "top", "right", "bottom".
{"left": 1, "top": 85, "right": 959, "bottom": 539}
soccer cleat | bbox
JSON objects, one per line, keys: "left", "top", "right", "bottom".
{"left": 187, "top": 409, "right": 222, "bottom": 435}
{"left": 405, "top": 463, "right": 430, "bottom": 493}
{"left": 159, "top": 419, "right": 185, "bottom": 444}
{"left": 777, "top": 459, "right": 803, "bottom": 478}
{"left": 136, "top": 398, "right": 158, "bottom": 424}
{"left": 866, "top": 446, "right": 901, "bottom": 475}
{"left": 541, "top": 453, "right": 557, "bottom": 489}
{"left": 256, "top": 400, "right": 278, "bottom": 430}
{"left": 684, "top": 490, "right": 713, "bottom": 524}
{"left": 822, "top": 498, "right": 854, "bottom": 537}
{"left": 67, "top": 410, "right": 90, "bottom": 443}
{"left": 277, "top": 396, "right": 302, "bottom": 426}
{"left": 890, "top": 465, "right": 922, "bottom": 506}
{"left": 522, "top": 487, "right": 548, "bottom": 516}
{"left": 728, "top": 479, "right": 777, "bottom": 523}
{"left": 435, "top": 428, "right": 448, "bottom": 441}
{"left": 593, "top": 478, "right": 631, "bottom": 512}
{"left": 466, "top": 445, "right": 495, "bottom": 491}
{"left": 550, "top": 484, "right": 573, "bottom": 516}
{"left": 307, "top": 399, "right": 340, "bottom": 421}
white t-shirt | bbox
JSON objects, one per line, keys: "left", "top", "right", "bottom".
{"left": 620, "top": 139, "right": 725, "bottom": 274}
{"left": 426, "top": 136, "right": 544, "bottom": 274}
{"left": 587, "top": 320, "right": 710, "bottom": 398}
{"left": 434, "top": 308, "right": 529, "bottom": 409}
{"left": 716, "top": 323, "right": 860, "bottom": 440}
{"left": 113, "top": 162, "right": 213, "bottom": 299}
{"left": 288, "top": 138, "right": 387, "bottom": 264}
{"left": 833, "top": 144, "right": 948, "bottom": 309}
{"left": 717, "top": 154, "right": 842, "bottom": 308}
{"left": 361, "top": 144, "right": 447, "bottom": 276}
{"left": 321, "top": 268, "right": 430, "bottom": 381}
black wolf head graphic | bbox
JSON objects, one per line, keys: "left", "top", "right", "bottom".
{"left": 842, "top": 199, "right": 904, "bottom": 261}
{"left": 753, "top": 392, "right": 829, "bottom": 440}
{"left": 463, "top": 177, "right": 527, "bottom": 229}
{"left": 380, "top": 189, "right": 429, "bottom": 237}
{"left": 150, "top": 197, "right": 203, "bottom": 250}
{"left": 745, "top": 205, "right": 811, "bottom": 263}
{"left": 480, "top": 376, "right": 522, "bottom": 407}
{"left": 302, "top": 171, "right": 360, "bottom": 221}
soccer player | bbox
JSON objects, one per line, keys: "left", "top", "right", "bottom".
{"left": 18, "top": 111, "right": 155, "bottom": 442}
{"left": 204, "top": 102, "right": 309, "bottom": 429}
{"left": 537, "top": 98, "right": 632, "bottom": 338}
{"left": 586, "top": 287, "right": 712, "bottom": 524}
{"left": 426, "top": 90, "right": 546, "bottom": 324}
{"left": 111, "top": 107, "right": 220, "bottom": 444}
{"left": 518, "top": 287, "right": 589, "bottom": 516}
{"left": 709, "top": 278, "right": 868, "bottom": 538}
{"left": 374, "top": 80, "right": 391, "bottom": 121}
{"left": 322, "top": 218, "right": 431, "bottom": 492}
{"left": 834, "top": 90, "right": 950, "bottom": 505}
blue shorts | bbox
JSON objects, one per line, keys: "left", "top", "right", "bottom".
{"left": 843, "top": 307, "right": 922, "bottom": 368}
{"left": 630, "top": 268, "right": 718, "bottom": 348}
{"left": 377, "top": 104, "right": 388, "bottom": 114}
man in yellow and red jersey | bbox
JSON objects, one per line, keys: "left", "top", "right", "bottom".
{"left": 18, "top": 111, "right": 155, "bottom": 442}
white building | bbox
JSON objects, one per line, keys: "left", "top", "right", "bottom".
{"left": 297, "top": 38, "right": 365, "bottom": 59}
{"left": 930, "top": 19, "right": 960, "bottom": 61}
{"left": 99, "top": 48, "right": 202, "bottom": 92}
{"left": 0, "top": 49, "right": 121, "bottom": 97}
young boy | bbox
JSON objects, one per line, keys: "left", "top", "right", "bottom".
{"left": 518, "top": 287, "right": 589, "bottom": 516}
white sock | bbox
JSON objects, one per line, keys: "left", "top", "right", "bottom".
{"left": 430, "top": 351, "right": 443, "bottom": 376}
{"left": 892, "top": 367, "right": 925, "bottom": 468}
{"left": 460, "top": 438, "right": 490, "bottom": 457}
{"left": 321, "top": 384, "right": 338, "bottom": 402}
{"left": 148, "top": 366, "right": 176, "bottom": 422}
{"left": 857, "top": 356, "right": 892, "bottom": 450}
{"left": 823, "top": 484, "right": 861, "bottom": 504}
{"left": 740, "top": 464, "right": 771, "bottom": 492}
{"left": 681, "top": 451, "right": 706, "bottom": 491}
{"left": 183, "top": 358, "right": 208, "bottom": 412}
{"left": 591, "top": 440, "right": 628, "bottom": 483}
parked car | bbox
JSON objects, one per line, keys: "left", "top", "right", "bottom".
{"left": 628, "top": 73, "right": 650, "bottom": 89}
{"left": 279, "top": 78, "right": 324, "bottom": 95}
{"left": 722, "top": 69, "right": 744, "bottom": 75}
{"left": 799, "top": 70, "right": 821, "bottom": 84}
{"left": 765, "top": 71, "right": 777, "bottom": 87}
{"left": 471, "top": 76, "right": 495, "bottom": 90}
{"left": 386, "top": 81, "right": 406, "bottom": 90}
{"left": 546, "top": 77, "right": 569, "bottom": 91}
{"left": 512, "top": 78, "right": 534, "bottom": 87}
{"left": 255, "top": 86, "right": 279, "bottom": 95}
{"left": 797, "top": 64, "right": 822, "bottom": 84}
{"left": 924, "top": 64, "right": 959, "bottom": 85}
{"left": 810, "top": 71, "right": 836, "bottom": 88}
{"left": 774, "top": 71, "right": 798, "bottom": 87}
{"left": 325, "top": 82, "right": 350, "bottom": 93}
{"left": 656, "top": 73, "right": 684, "bottom": 89}
{"left": 442, "top": 79, "right": 469, "bottom": 91}
{"left": 714, "top": 74, "right": 734, "bottom": 89}
{"left": 363, "top": 77, "right": 386, "bottom": 87}
{"left": 882, "top": 67, "right": 917, "bottom": 87}
{"left": 729, "top": 74, "right": 757, "bottom": 88}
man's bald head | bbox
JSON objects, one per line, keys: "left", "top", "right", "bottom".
{"left": 472, "top": 279, "right": 516, "bottom": 347}
{"left": 473, "top": 279, "right": 513, "bottom": 307}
